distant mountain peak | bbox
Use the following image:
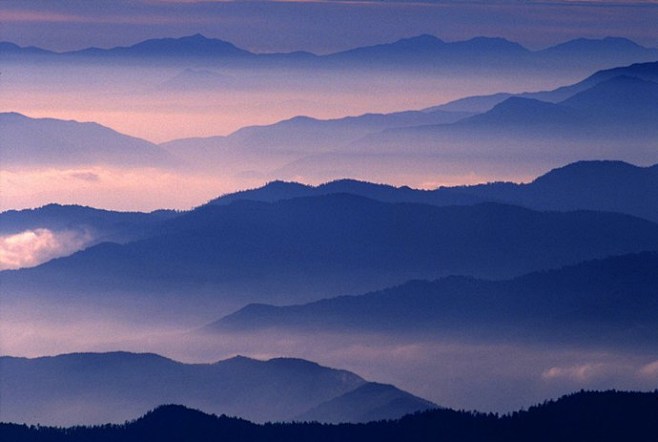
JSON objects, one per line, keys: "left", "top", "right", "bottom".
{"left": 531, "top": 160, "right": 643, "bottom": 185}
{"left": 398, "top": 34, "right": 445, "bottom": 45}
{"left": 68, "top": 33, "right": 252, "bottom": 58}
{"left": 184, "top": 33, "right": 209, "bottom": 40}
{"left": 543, "top": 36, "right": 650, "bottom": 54}
{"left": 463, "top": 96, "right": 578, "bottom": 126}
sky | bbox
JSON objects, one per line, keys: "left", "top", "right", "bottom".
{"left": 2, "top": 0, "right": 658, "bottom": 54}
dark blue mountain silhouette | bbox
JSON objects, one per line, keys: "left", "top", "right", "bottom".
{"left": 560, "top": 75, "right": 658, "bottom": 122}
{"left": 208, "top": 160, "right": 658, "bottom": 222}
{"left": 0, "top": 352, "right": 432, "bottom": 426}
{"left": 5, "top": 195, "right": 658, "bottom": 304}
{"left": 214, "top": 251, "right": 658, "bottom": 349}
{"left": 0, "top": 204, "right": 178, "bottom": 245}
{"left": 69, "top": 34, "right": 252, "bottom": 58}
{"left": 207, "top": 178, "right": 480, "bottom": 207}
{"left": 454, "top": 161, "right": 658, "bottom": 221}
{"left": 1, "top": 390, "right": 657, "bottom": 442}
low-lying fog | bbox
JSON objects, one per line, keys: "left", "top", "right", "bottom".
{"left": 0, "top": 62, "right": 583, "bottom": 143}
{"left": 2, "top": 305, "right": 657, "bottom": 414}
{"left": 0, "top": 294, "right": 658, "bottom": 412}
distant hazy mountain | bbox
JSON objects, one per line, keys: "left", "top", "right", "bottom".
{"left": 213, "top": 251, "right": 658, "bottom": 348}
{"left": 0, "top": 41, "right": 53, "bottom": 56}
{"left": 0, "top": 352, "right": 434, "bottom": 426}
{"left": 537, "top": 37, "right": 658, "bottom": 67}
{"left": 434, "top": 74, "right": 658, "bottom": 131}
{"left": 458, "top": 96, "right": 581, "bottom": 127}
{"left": 0, "top": 112, "right": 174, "bottom": 167}
{"left": 431, "top": 60, "right": 658, "bottom": 113}
{"left": 158, "top": 61, "right": 658, "bottom": 182}
{"left": 5, "top": 195, "right": 658, "bottom": 306}
{"left": 362, "top": 72, "right": 658, "bottom": 165}
{"left": 69, "top": 34, "right": 252, "bottom": 59}
{"left": 3, "top": 34, "right": 656, "bottom": 72}
{"left": 209, "top": 160, "right": 658, "bottom": 222}
{"left": 2, "top": 391, "right": 657, "bottom": 442}
{"left": 456, "top": 74, "right": 658, "bottom": 132}
{"left": 207, "top": 179, "right": 481, "bottom": 207}
{"left": 324, "top": 35, "right": 530, "bottom": 69}
{"left": 160, "top": 109, "right": 471, "bottom": 169}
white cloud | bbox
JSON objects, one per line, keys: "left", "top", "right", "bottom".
{"left": 0, "top": 228, "right": 93, "bottom": 270}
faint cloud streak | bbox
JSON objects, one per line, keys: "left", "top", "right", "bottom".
{"left": 541, "top": 363, "right": 606, "bottom": 382}
{"left": 638, "top": 360, "right": 658, "bottom": 379}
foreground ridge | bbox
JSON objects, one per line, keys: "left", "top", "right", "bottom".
{"left": 2, "top": 390, "right": 657, "bottom": 442}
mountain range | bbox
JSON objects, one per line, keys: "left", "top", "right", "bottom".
{"left": 4, "top": 194, "right": 658, "bottom": 308}
{"left": 208, "top": 160, "right": 658, "bottom": 223}
{"left": 4, "top": 159, "right": 655, "bottom": 274}
{"left": 0, "top": 352, "right": 434, "bottom": 426}
{"left": 429, "top": 59, "right": 658, "bottom": 113}
{"left": 0, "top": 112, "right": 172, "bottom": 168}
{"left": 0, "top": 204, "right": 177, "bottom": 241}
{"left": 3, "top": 60, "right": 657, "bottom": 180}
{"left": 2, "top": 391, "right": 657, "bottom": 442}
{"left": 160, "top": 60, "right": 658, "bottom": 180}
{"left": 357, "top": 71, "right": 658, "bottom": 159}
{"left": 213, "top": 251, "right": 658, "bottom": 349}
{"left": 3, "top": 34, "right": 657, "bottom": 73}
